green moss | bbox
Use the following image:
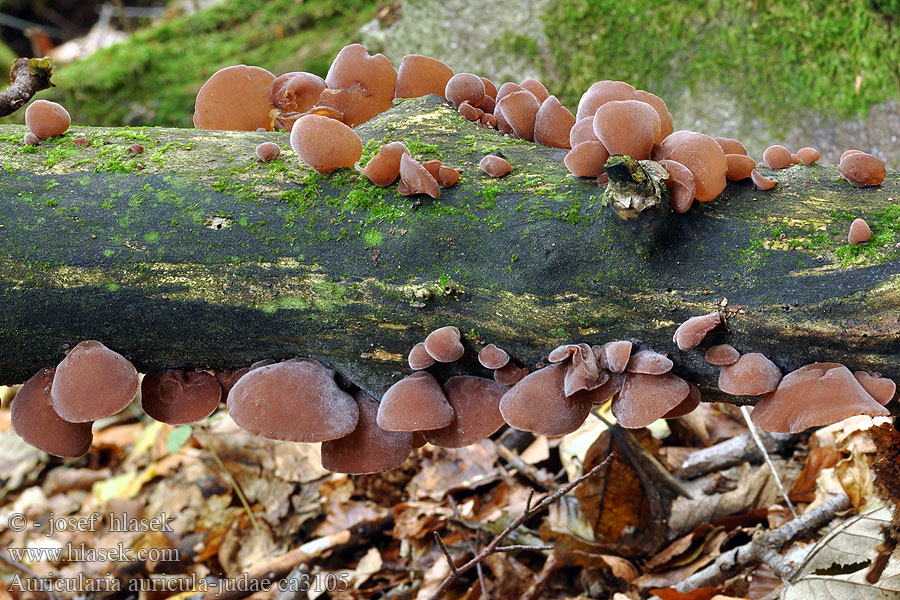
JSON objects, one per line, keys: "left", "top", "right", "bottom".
{"left": 543, "top": 1, "right": 900, "bottom": 120}
{"left": 363, "top": 230, "right": 384, "bottom": 247}
{"left": 13, "top": 0, "right": 377, "bottom": 128}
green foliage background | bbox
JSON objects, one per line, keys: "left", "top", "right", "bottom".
{"left": 2, "top": 0, "right": 898, "bottom": 127}
{"left": 543, "top": 0, "right": 900, "bottom": 116}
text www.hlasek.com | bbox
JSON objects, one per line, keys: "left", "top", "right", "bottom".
{"left": 6, "top": 543, "right": 180, "bottom": 564}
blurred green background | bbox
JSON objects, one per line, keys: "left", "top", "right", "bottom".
{"left": 1, "top": 0, "right": 898, "bottom": 163}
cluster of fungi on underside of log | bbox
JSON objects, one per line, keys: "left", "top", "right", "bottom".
{"left": 10, "top": 315, "right": 895, "bottom": 469}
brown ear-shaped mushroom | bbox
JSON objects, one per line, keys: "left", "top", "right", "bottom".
{"left": 321, "top": 44, "right": 396, "bottom": 127}
{"left": 549, "top": 343, "right": 605, "bottom": 396}
{"left": 25, "top": 100, "right": 71, "bottom": 138}
{"left": 575, "top": 80, "right": 637, "bottom": 121}
{"left": 705, "top": 344, "right": 740, "bottom": 366}
{"left": 458, "top": 100, "right": 484, "bottom": 122}
{"left": 534, "top": 95, "right": 575, "bottom": 149}
{"left": 51, "top": 340, "right": 138, "bottom": 422}
{"left": 408, "top": 341, "right": 436, "bottom": 370}
{"left": 725, "top": 154, "right": 756, "bottom": 181}
{"left": 395, "top": 54, "right": 454, "bottom": 99}
{"left": 612, "top": 372, "right": 690, "bottom": 428}
{"left": 564, "top": 141, "right": 610, "bottom": 178}
{"left": 762, "top": 145, "right": 792, "bottom": 170}
{"left": 839, "top": 152, "right": 886, "bottom": 188}
{"left": 592, "top": 100, "right": 659, "bottom": 160}
{"left": 215, "top": 368, "right": 249, "bottom": 400}
{"left": 480, "top": 77, "right": 498, "bottom": 100}
{"left": 424, "top": 325, "right": 464, "bottom": 362}
{"left": 672, "top": 311, "right": 723, "bottom": 350}
{"left": 496, "top": 90, "right": 541, "bottom": 141}
{"left": 750, "top": 168, "right": 777, "bottom": 190}
{"left": 479, "top": 154, "right": 512, "bottom": 178}
{"left": 848, "top": 218, "right": 871, "bottom": 244}
{"left": 718, "top": 352, "right": 782, "bottom": 396}
{"left": 321, "top": 390, "right": 412, "bottom": 473}
{"left": 714, "top": 137, "right": 747, "bottom": 156}
{"left": 593, "top": 340, "right": 632, "bottom": 374}
{"left": 227, "top": 359, "right": 358, "bottom": 441}
{"left": 270, "top": 72, "right": 326, "bottom": 116}
{"left": 11, "top": 367, "right": 93, "bottom": 457}
{"left": 654, "top": 131, "right": 728, "bottom": 202}
{"left": 751, "top": 363, "right": 889, "bottom": 433}
{"left": 632, "top": 90, "right": 674, "bottom": 142}
{"left": 796, "top": 147, "right": 819, "bottom": 165}
{"left": 255, "top": 142, "right": 281, "bottom": 162}
{"left": 520, "top": 78, "right": 550, "bottom": 104}
{"left": 377, "top": 371, "right": 454, "bottom": 431}
{"left": 290, "top": 114, "right": 362, "bottom": 174}
{"left": 495, "top": 82, "right": 526, "bottom": 106}
{"left": 499, "top": 363, "right": 594, "bottom": 436}
{"left": 663, "top": 382, "right": 701, "bottom": 419}
{"left": 399, "top": 154, "right": 440, "bottom": 198}
{"left": 569, "top": 117, "right": 599, "bottom": 147}
{"left": 438, "top": 166, "right": 461, "bottom": 188}
{"left": 853, "top": 371, "right": 896, "bottom": 406}
{"left": 422, "top": 160, "right": 442, "bottom": 181}
{"left": 494, "top": 363, "right": 529, "bottom": 386}
{"left": 626, "top": 350, "right": 673, "bottom": 375}
{"left": 193, "top": 65, "right": 276, "bottom": 131}
{"left": 424, "top": 376, "right": 508, "bottom": 447}
{"left": 141, "top": 370, "right": 222, "bottom": 425}
{"left": 445, "top": 73, "right": 486, "bottom": 108}
{"left": 659, "top": 159, "right": 696, "bottom": 214}
{"left": 478, "top": 344, "right": 510, "bottom": 369}
{"left": 360, "top": 141, "right": 410, "bottom": 186}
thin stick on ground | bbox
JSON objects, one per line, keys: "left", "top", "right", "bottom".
{"left": 426, "top": 454, "right": 613, "bottom": 600}
{"left": 740, "top": 405, "right": 798, "bottom": 519}
{"left": 672, "top": 491, "right": 851, "bottom": 593}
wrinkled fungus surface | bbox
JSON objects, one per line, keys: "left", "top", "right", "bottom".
{"left": 51, "top": 340, "right": 138, "bottom": 423}
{"left": 425, "top": 376, "right": 508, "bottom": 448}
{"left": 12, "top": 367, "right": 93, "bottom": 457}
{"left": 377, "top": 371, "right": 454, "bottom": 431}
{"left": 227, "top": 360, "right": 358, "bottom": 442}
{"left": 193, "top": 65, "right": 276, "bottom": 131}
{"left": 141, "top": 370, "right": 222, "bottom": 425}
{"left": 321, "top": 390, "right": 412, "bottom": 474}
{"left": 751, "top": 363, "right": 889, "bottom": 433}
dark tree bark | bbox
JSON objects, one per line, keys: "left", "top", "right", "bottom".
{"left": 1, "top": 96, "right": 898, "bottom": 408}
{"left": 0, "top": 58, "right": 55, "bottom": 118}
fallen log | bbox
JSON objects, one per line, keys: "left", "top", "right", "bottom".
{"left": 1, "top": 96, "right": 898, "bottom": 409}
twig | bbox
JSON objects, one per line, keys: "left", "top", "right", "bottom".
{"left": 426, "top": 454, "right": 613, "bottom": 600}
{"left": 495, "top": 444, "right": 554, "bottom": 490}
{"left": 521, "top": 549, "right": 564, "bottom": 600}
{"left": 199, "top": 431, "right": 263, "bottom": 538}
{"left": 740, "top": 406, "right": 798, "bottom": 519}
{"left": 0, "top": 58, "right": 55, "bottom": 118}
{"left": 494, "top": 544, "right": 554, "bottom": 552}
{"left": 200, "top": 528, "right": 357, "bottom": 600}
{"left": 433, "top": 532, "right": 459, "bottom": 576}
{"left": 678, "top": 430, "right": 794, "bottom": 479}
{"left": 447, "top": 495, "right": 487, "bottom": 599}
{"left": 672, "top": 491, "right": 851, "bottom": 593}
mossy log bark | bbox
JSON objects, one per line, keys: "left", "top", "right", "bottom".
{"left": 1, "top": 96, "right": 898, "bottom": 409}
